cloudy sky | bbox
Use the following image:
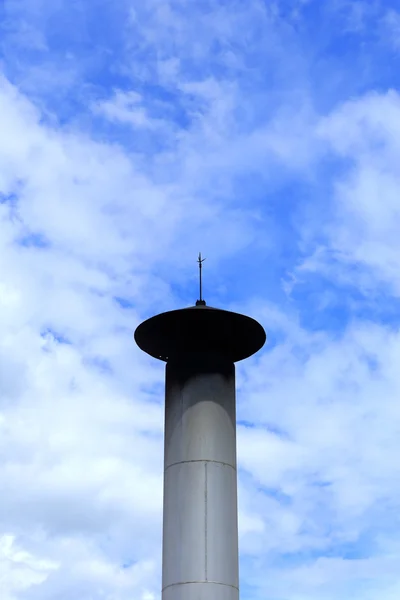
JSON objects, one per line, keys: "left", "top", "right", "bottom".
{"left": 1, "top": 0, "right": 400, "bottom": 598}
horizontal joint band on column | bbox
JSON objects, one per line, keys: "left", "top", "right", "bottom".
{"left": 164, "top": 459, "right": 236, "bottom": 472}
{"left": 162, "top": 580, "right": 239, "bottom": 592}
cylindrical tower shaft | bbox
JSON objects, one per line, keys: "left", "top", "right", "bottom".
{"left": 162, "top": 355, "right": 239, "bottom": 600}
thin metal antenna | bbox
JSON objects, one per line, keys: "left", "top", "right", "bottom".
{"left": 196, "top": 252, "right": 206, "bottom": 306}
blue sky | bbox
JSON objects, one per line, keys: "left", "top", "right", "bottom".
{"left": 1, "top": 0, "right": 400, "bottom": 598}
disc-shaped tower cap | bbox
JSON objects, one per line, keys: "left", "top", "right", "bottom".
{"left": 134, "top": 304, "right": 266, "bottom": 363}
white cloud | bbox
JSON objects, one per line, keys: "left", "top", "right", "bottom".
{"left": 0, "top": 68, "right": 294, "bottom": 598}
{"left": 312, "top": 91, "right": 400, "bottom": 293}
{"left": 234, "top": 312, "right": 400, "bottom": 597}
{"left": 2, "top": 2, "right": 400, "bottom": 599}
{"left": 0, "top": 534, "right": 58, "bottom": 600}
{"left": 382, "top": 9, "right": 400, "bottom": 50}
{"left": 94, "top": 90, "right": 165, "bottom": 129}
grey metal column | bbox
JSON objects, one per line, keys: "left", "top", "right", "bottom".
{"left": 162, "top": 355, "right": 238, "bottom": 599}
{"left": 134, "top": 303, "right": 265, "bottom": 599}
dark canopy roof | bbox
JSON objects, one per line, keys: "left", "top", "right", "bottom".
{"left": 134, "top": 304, "right": 266, "bottom": 363}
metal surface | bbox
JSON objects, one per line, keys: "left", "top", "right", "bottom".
{"left": 134, "top": 304, "right": 266, "bottom": 363}
{"left": 162, "top": 360, "right": 239, "bottom": 600}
